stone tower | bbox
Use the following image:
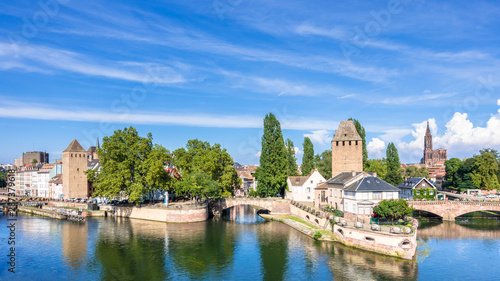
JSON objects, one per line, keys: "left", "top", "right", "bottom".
{"left": 62, "top": 139, "right": 88, "bottom": 199}
{"left": 331, "top": 120, "right": 363, "bottom": 178}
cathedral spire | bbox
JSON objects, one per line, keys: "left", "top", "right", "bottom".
{"left": 96, "top": 138, "right": 100, "bottom": 149}
{"left": 425, "top": 120, "right": 431, "bottom": 136}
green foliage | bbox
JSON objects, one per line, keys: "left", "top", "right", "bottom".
{"left": 349, "top": 118, "right": 368, "bottom": 169}
{"left": 373, "top": 199, "right": 413, "bottom": 221}
{"left": 0, "top": 170, "right": 7, "bottom": 188}
{"left": 404, "top": 165, "right": 429, "bottom": 179}
{"left": 385, "top": 142, "right": 403, "bottom": 186}
{"left": 413, "top": 188, "right": 436, "bottom": 200}
{"left": 172, "top": 139, "right": 241, "bottom": 198}
{"left": 365, "top": 159, "right": 387, "bottom": 179}
{"left": 313, "top": 231, "right": 322, "bottom": 240}
{"left": 255, "top": 113, "right": 288, "bottom": 197}
{"left": 315, "top": 150, "right": 332, "bottom": 179}
{"left": 32, "top": 159, "right": 37, "bottom": 164}
{"left": 470, "top": 151, "right": 500, "bottom": 190}
{"left": 301, "top": 137, "right": 315, "bottom": 175}
{"left": 248, "top": 189, "right": 258, "bottom": 197}
{"left": 88, "top": 127, "right": 172, "bottom": 203}
{"left": 173, "top": 171, "right": 220, "bottom": 199}
{"left": 285, "top": 138, "right": 298, "bottom": 176}
{"left": 444, "top": 149, "right": 500, "bottom": 190}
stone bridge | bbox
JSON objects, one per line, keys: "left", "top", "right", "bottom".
{"left": 210, "top": 198, "right": 291, "bottom": 216}
{"left": 410, "top": 200, "right": 500, "bottom": 221}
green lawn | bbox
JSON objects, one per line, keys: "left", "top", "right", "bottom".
{"left": 281, "top": 215, "right": 320, "bottom": 229}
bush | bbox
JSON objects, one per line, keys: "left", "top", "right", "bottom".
{"left": 313, "top": 231, "right": 322, "bottom": 240}
{"left": 333, "top": 209, "right": 344, "bottom": 217}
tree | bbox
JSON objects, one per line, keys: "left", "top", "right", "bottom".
{"left": 403, "top": 165, "right": 429, "bottom": 179}
{"left": 255, "top": 113, "right": 288, "bottom": 197}
{"left": 285, "top": 138, "right": 298, "bottom": 176}
{"left": 87, "top": 126, "right": 172, "bottom": 203}
{"left": 32, "top": 159, "right": 37, "bottom": 164}
{"left": 365, "top": 159, "right": 387, "bottom": 179}
{"left": 373, "top": 199, "right": 413, "bottom": 221}
{"left": 444, "top": 158, "right": 462, "bottom": 189}
{"left": 172, "top": 139, "right": 241, "bottom": 198}
{"left": 349, "top": 118, "right": 368, "bottom": 169}
{"left": 385, "top": 142, "right": 403, "bottom": 186}
{"left": 173, "top": 171, "right": 220, "bottom": 202}
{"left": 316, "top": 150, "right": 332, "bottom": 179}
{"left": 301, "top": 137, "right": 315, "bottom": 175}
{"left": 0, "top": 170, "right": 7, "bottom": 188}
{"left": 470, "top": 151, "right": 500, "bottom": 190}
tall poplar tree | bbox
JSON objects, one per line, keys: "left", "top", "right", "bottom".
{"left": 349, "top": 118, "right": 368, "bottom": 169}
{"left": 285, "top": 138, "right": 298, "bottom": 176}
{"left": 316, "top": 150, "right": 332, "bottom": 179}
{"left": 255, "top": 113, "right": 288, "bottom": 197}
{"left": 385, "top": 142, "right": 403, "bottom": 185}
{"left": 301, "top": 137, "right": 315, "bottom": 175}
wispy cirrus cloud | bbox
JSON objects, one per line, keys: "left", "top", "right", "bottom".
{"left": 0, "top": 100, "right": 339, "bottom": 130}
{"left": 0, "top": 42, "right": 187, "bottom": 84}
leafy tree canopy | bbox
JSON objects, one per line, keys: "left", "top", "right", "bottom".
{"left": 301, "top": 137, "right": 315, "bottom": 176}
{"left": 285, "top": 138, "right": 298, "bottom": 176}
{"left": 373, "top": 199, "right": 413, "bottom": 221}
{"left": 316, "top": 150, "right": 332, "bottom": 179}
{"left": 365, "top": 159, "right": 387, "bottom": 180}
{"left": 88, "top": 126, "right": 172, "bottom": 203}
{"left": 172, "top": 139, "right": 241, "bottom": 198}
{"left": 385, "top": 142, "right": 403, "bottom": 186}
{"left": 255, "top": 113, "right": 288, "bottom": 197}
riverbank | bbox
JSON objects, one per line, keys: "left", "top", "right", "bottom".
{"left": 260, "top": 213, "right": 417, "bottom": 260}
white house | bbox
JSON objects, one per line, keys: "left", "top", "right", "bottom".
{"left": 397, "top": 177, "right": 437, "bottom": 200}
{"left": 343, "top": 176, "right": 400, "bottom": 219}
{"left": 286, "top": 169, "right": 326, "bottom": 202}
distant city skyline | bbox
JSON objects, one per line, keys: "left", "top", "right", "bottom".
{"left": 1, "top": 1, "right": 499, "bottom": 165}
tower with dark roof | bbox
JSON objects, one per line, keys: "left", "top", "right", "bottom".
{"left": 62, "top": 139, "right": 89, "bottom": 199}
{"left": 331, "top": 120, "right": 363, "bottom": 178}
{"left": 421, "top": 121, "right": 447, "bottom": 167}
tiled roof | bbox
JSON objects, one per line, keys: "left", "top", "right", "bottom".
{"left": 49, "top": 174, "right": 63, "bottom": 184}
{"left": 63, "top": 139, "right": 86, "bottom": 152}
{"left": 326, "top": 172, "right": 362, "bottom": 184}
{"left": 332, "top": 121, "right": 362, "bottom": 141}
{"left": 344, "top": 176, "right": 399, "bottom": 192}
{"left": 288, "top": 176, "right": 308, "bottom": 186}
{"left": 315, "top": 182, "right": 327, "bottom": 189}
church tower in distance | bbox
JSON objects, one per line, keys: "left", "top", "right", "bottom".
{"left": 421, "top": 121, "right": 447, "bottom": 167}
{"left": 331, "top": 120, "right": 363, "bottom": 178}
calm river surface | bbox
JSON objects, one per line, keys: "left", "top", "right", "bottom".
{"left": 1, "top": 205, "right": 500, "bottom": 280}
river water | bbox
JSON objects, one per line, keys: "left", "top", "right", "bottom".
{"left": 1, "top": 205, "right": 499, "bottom": 280}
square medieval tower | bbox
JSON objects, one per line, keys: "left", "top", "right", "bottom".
{"left": 62, "top": 139, "right": 89, "bottom": 199}
{"left": 331, "top": 121, "right": 363, "bottom": 178}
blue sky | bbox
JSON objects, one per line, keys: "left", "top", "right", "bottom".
{"left": 1, "top": 0, "right": 500, "bottom": 165}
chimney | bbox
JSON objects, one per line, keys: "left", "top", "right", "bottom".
{"left": 372, "top": 172, "right": 377, "bottom": 177}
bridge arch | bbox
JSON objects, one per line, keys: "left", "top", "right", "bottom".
{"left": 410, "top": 201, "right": 500, "bottom": 221}
{"left": 210, "top": 198, "right": 291, "bottom": 216}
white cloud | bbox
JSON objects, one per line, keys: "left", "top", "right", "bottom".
{"left": 0, "top": 100, "right": 339, "bottom": 130}
{"left": 367, "top": 138, "right": 386, "bottom": 159}
{"left": 497, "top": 99, "right": 500, "bottom": 106}
{"left": 294, "top": 147, "right": 303, "bottom": 155}
{"left": 0, "top": 42, "right": 186, "bottom": 84}
{"left": 255, "top": 151, "right": 261, "bottom": 158}
{"left": 304, "top": 130, "right": 332, "bottom": 146}
{"left": 395, "top": 106, "right": 500, "bottom": 162}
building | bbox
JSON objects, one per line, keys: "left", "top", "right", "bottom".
{"left": 342, "top": 176, "right": 400, "bottom": 221}
{"left": 62, "top": 139, "right": 90, "bottom": 199}
{"left": 37, "top": 163, "right": 55, "bottom": 198}
{"left": 87, "top": 138, "right": 100, "bottom": 161}
{"left": 331, "top": 120, "right": 363, "bottom": 178}
{"left": 23, "top": 151, "right": 49, "bottom": 165}
{"left": 315, "top": 171, "right": 365, "bottom": 210}
{"left": 421, "top": 121, "right": 447, "bottom": 167}
{"left": 397, "top": 177, "right": 437, "bottom": 200}
{"left": 14, "top": 157, "right": 23, "bottom": 168}
{"left": 286, "top": 169, "right": 326, "bottom": 202}
{"left": 49, "top": 174, "right": 63, "bottom": 199}
{"left": 235, "top": 165, "right": 258, "bottom": 196}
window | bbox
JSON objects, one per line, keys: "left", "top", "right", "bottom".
{"left": 423, "top": 183, "right": 426, "bottom": 187}
{"left": 430, "top": 190, "right": 434, "bottom": 195}
{"left": 336, "top": 141, "right": 339, "bottom": 146}
{"left": 310, "top": 180, "right": 313, "bottom": 184}
{"left": 356, "top": 140, "right": 358, "bottom": 145}
{"left": 330, "top": 189, "right": 333, "bottom": 196}
{"left": 416, "top": 190, "right": 420, "bottom": 195}
{"left": 373, "top": 192, "right": 382, "bottom": 200}
{"left": 343, "top": 141, "right": 345, "bottom": 146}
{"left": 307, "top": 187, "right": 311, "bottom": 193}
{"left": 349, "top": 141, "right": 351, "bottom": 146}
{"left": 321, "top": 191, "right": 326, "bottom": 202}
{"left": 387, "top": 192, "right": 393, "bottom": 199}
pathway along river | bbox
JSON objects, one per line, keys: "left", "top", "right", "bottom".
{"left": 1, "top": 205, "right": 500, "bottom": 280}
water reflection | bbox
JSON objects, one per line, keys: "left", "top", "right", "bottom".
{"left": 2, "top": 208, "right": 500, "bottom": 280}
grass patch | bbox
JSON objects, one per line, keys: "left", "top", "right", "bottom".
{"left": 280, "top": 215, "right": 320, "bottom": 229}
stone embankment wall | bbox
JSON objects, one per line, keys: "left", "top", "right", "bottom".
{"left": 113, "top": 206, "right": 208, "bottom": 223}
{"left": 332, "top": 223, "right": 417, "bottom": 260}
{"left": 289, "top": 204, "right": 330, "bottom": 229}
